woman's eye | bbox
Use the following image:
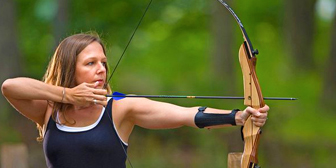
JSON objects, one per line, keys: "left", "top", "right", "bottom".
{"left": 101, "top": 62, "right": 107, "bottom": 66}
{"left": 87, "top": 62, "right": 94, "bottom": 65}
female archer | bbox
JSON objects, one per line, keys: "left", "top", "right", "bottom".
{"left": 1, "top": 33, "right": 269, "bottom": 168}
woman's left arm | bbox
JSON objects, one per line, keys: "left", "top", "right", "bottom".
{"left": 121, "top": 98, "right": 269, "bottom": 129}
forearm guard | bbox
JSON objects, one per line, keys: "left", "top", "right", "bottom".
{"left": 194, "top": 106, "right": 239, "bottom": 128}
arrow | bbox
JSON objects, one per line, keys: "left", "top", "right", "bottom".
{"left": 107, "top": 92, "right": 297, "bottom": 101}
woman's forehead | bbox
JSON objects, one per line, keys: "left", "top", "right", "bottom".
{"left": 77, "top": 42, "right": 106, "bottom": 60}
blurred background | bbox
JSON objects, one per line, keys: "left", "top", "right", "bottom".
{"left": 1, "top": 0, "right": 335, "bottom": 167}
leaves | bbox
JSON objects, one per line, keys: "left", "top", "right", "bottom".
{"left": 2, "top": 0, "right": 336, "bottom": 167}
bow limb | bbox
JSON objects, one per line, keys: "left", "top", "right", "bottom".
{"left": 239, "top": 42, "right": 265, "bottom": 168}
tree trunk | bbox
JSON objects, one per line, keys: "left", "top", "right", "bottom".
{"left": 53, "top": 0, "right": 69, "bottom": 44}
{"left": 211, "top": 1, "right": 244, "bottom": 158}
{"left": 211, "top": 0, "right": 237, "bottom": 94}
{"left": 321, "top": 11, "right": 336, "bottom": 109}
{"left": 0, "top": 0, "right": 21, "bottom": 101}
{"left": 0, "top": 1, "right": 47, "bottom": 167}
{"left": 284, "top": 0, "right": 317, "bottom": 70}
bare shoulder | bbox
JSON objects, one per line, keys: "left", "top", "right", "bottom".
{"left": 112, "top": 98, "right": 137, "bottom": 116}
{"left": 112, "top": 97, "right": 151, "bottom": 113}
{"left": 111, "top": 97, "right": 150, "bottom": 123}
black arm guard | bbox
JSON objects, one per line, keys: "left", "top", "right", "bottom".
{"left": 194, "top": 107, "right": 239, "bottom": 128}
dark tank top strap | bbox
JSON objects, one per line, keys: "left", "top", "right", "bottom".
{"left": 104, "top": 98, "right": 128, "bottom": 148}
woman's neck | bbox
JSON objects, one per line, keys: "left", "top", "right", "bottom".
{"left": 58, "top": 104, "right": 103, "bottom": 126}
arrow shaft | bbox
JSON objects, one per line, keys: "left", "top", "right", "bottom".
{"left": 106, "top": 94, "right": 297, "bottom": 100}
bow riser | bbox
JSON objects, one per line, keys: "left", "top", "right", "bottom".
{"left": 238, "top": 43, "right": 265, "bottom": 168}
{"left": 239, "top": 43, "right": 265, "bottom": 107}
{"left": 242, "top": 118, "right": 261, "bottom": 167}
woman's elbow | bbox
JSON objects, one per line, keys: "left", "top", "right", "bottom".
{"left": 1, "top": 78, "right": 14, "bottom": 97}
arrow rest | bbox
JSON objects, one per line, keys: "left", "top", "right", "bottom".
{"left": 252, "top": 49, "right": 259, "bottom": 55}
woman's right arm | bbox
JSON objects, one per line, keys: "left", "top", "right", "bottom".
{"left": 2, "top": 77, "right": 109, "bottom": 126}
{"left": 1, "top": 78, "right": 65, "bottom": 126}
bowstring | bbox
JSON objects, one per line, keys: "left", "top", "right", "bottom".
{"left": 106, "top": 1, "right": 153, "bottom": 167}
{"left": 107, "top": 0, "right": 153, "bottom": 85}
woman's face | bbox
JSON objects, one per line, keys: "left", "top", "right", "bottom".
{"left": 75, "top": 41, "right": 107, "bottom": 88}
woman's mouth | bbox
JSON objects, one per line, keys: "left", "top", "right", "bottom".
{"left": 95, "top": 80, "right": 104, "bottom": 86}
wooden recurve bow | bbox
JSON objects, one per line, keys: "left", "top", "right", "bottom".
{"left": 217, "top": 1, "right": 264, "bottom": 167}
{"left": 108, "top": 1, "right": 294, "bottom": 167}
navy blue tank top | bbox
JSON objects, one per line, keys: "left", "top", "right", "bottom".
{"left": 43, "top": 99, "right": 128, "bottom": 168}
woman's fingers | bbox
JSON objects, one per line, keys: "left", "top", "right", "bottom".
{"left": 69, "top": 82, "right": 108, "bottom": 106}
{"left": 92, "top": 94, "right": 107, "bottom": 101}
{"left": 242, "top": 105, "right": 269, "bottom": 127}
{"left": 251, "top": 106, "right": 268, "bottom": 127}
{"left": 252, "top": 105, "right": 269, "bottom": 126}
{"left": 259, "top": 105, "right": 270, "bottom": 113}
{"left": 85, "top": 82, "right": 99, "bottom": 88}
{"left": 91, "top": 98, "right": 107, "bottom": 106}
{"left": 251, "top": 115, "right": 267, "bottom": 124}
{"left": 89, "top": 90, "right": 107, "bottom": 106}
{"left": 92, "top": 88, "right": 107, "bottom": 96}
{"left": 241, "top": 107, "right": 258, "bottom": 120}
{"left": 85, "top": 82, "right": 107, "bottom": 96}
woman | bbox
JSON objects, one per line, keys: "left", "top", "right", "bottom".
{"left": 1, "top": 33, "right": 269, "bottom": 168}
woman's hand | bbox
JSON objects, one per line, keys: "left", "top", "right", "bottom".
{"left": 238, "top": 105, "right": 269, "bottom": 127}
{"left": 66, "top": 82, "right": 107, "bottom": 107}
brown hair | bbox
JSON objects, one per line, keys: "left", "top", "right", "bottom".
{"left": 37, "top": 32, "right": 112, "bottom": 141}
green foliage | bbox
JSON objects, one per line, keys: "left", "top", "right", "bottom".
{"left": 2, "top": 0, "right": 335, "bottom": 167}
